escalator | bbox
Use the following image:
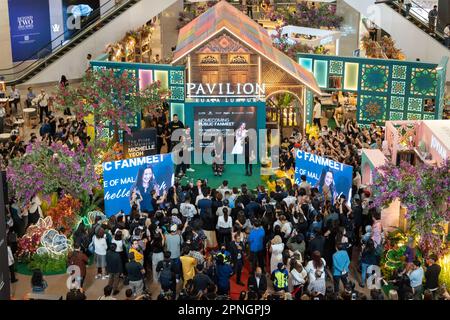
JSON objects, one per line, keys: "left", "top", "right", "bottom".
{"left": 0, "top": 0, "right": 177, "bottom": 86}
{"left": 343, "top": 0, "right": 450, "bottom": 79}
{"left": 384, "top": 0, "right": 447, "bottom": 47}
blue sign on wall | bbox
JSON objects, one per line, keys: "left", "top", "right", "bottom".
{"left": 295, "top": 150, "right": 353, "bottom": 204}
{"left": 102, "top": 154, "right": 174, "bottom": 216}
{"left": 8, "top": 0, "right": 52, "bottom": 62}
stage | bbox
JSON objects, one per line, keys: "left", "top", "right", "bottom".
{"left": 179, "top": 164, "right": 262, "bottom": 190}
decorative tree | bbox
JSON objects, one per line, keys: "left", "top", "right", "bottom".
{"left": 371, "top": 160, "right": 450, "bottom": 258}
{"left": 53, "top": 68, "right": 169, "bottom": 142}
{"left": 6, "top": 142, "right": 99, "bottom": 206}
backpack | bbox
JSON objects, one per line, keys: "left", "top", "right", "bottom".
{"left": 159, "top": 261, "right": 173, "bottom": 288}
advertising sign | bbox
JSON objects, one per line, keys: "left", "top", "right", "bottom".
{"left": 295, "top": 150, "right": 353, "bottom": 204}
{"left": 193, "top": 106, "right": 256, "bottom": 154}
{"left": 8, "top": 0, "right": 52, "bottom": 62}
{"left": 62, "top": 0, "right": 100, "bottom": 41}
{"left": 123, "top": 128, "right": 157, "bottom": 159}
{"left": 102, "top": 154, "right": 174, "bottom": 216}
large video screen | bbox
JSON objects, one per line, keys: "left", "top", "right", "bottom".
{"left": 193, "top": 106, "right": 256, "bottom": 155}
{"left": 62, "top": 0, "right": 100, "bottom": 41}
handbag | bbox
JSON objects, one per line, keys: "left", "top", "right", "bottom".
{"left": 88, "top": 237, "right": 95, "bottom": 254}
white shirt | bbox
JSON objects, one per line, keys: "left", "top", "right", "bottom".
{"left": 180, "top": 202, "right": 196, "bottom": 219}
{"left": 313, "top": 102, "right": 322, "bottom": 119}
{"left": 0, "top": 106, "right": 5, "bottom": 118}
{"left": 37, "top": 93, "right": 49, "bottom": 107}
{"left": 445, "top": 26, "right": 450, "bottom": 37}
{"left": 217, "top": 186, "right": 231, "bottom": 197}
{"left": 10, "top": 89, "right": 20, "bottom": 99}
{"left": 282, "top": 195, "right": 296, "bottom": 208}
{"left": 93, "top": 236, "right": 108, "bottom": 255}
{"left": 290, "top": 268, "right": 307, "bottom": 286}
{"left": 305, "top": 259, "right": 326, "bottom": 280}
{"left": 8, "top": 246, "right": 14, "bottom": 266}
{"left": 216, "top": 215, "right": 233, "bottom": 229}
{"left": 28, "top": 195, "right": 42, "bottom": 216}
{"left": 111, "top": 238, "right": 124, "bottom": 252}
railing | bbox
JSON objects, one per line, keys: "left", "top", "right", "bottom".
{"left": 391, "top": 0, "right": 445, "bottom": 40}
{"left": 0, "top": 0, "right": 140, "bottom": 84}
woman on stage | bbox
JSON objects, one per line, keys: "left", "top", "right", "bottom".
{"left": 232, "top": 122, "right": 248, "bottom": 155}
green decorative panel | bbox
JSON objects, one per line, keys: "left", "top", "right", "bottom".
{"left": 423, "top": 113, "right": 435, "bottom": 120}
{"left": 391, "top": 81, "right": 406, "bottom": 95}
{"left": 314, "top": 60, "right": 328, "bottom": 88}
{"left": 343, "top": 62, "right": 359, "bottom": 91}
{"left": 171, "top": 103, "right": 185, "bottom": 123}
{"left": 390, "top": 96, "right": 405, "bottom": 110}
{"left": 359, "top": 95, "right": 387, "bottom": 124}
{"left": 392, "top": 65, "right": 407, "bottom": 79}
{"left": 329, "top": 60, "right": 343, "bottom": 74}
{"left": 389, "top": 111, "right": 404, "bottom": 120}
{"left": 361, "top": 64, "right": 389, "bottom": 93}
{"left": 406, "top": 113, "right": 422, "bottom": 120}
{"left": 155, "top": 70, "right": 169, "bottom": 90}
{"left": 407, "top": 97, "right": 423, "bottom": 112}
{"left": 410, "top": 68, "right": 437, "bottom": 96}
{"left": 299, "top": 58, "right": 313, "bottom": 72}
{"left": 170, "top": 86, "right": 185, "bottom": 101}
{"left": 170, "top": 70, "right": 185, "bottom": 85}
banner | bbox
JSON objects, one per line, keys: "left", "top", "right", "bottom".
{"left": 194, "top": 106, "right": 256, "bottom": 154}
{"left": 123, "top": 128, "right": 157, "bottom": 159}
{"left": 62, "top": 0, "right": 100, "bottom": 41}
{"left": 295, "top": 150, "right": 353, "bottom": 204}
{"left": 102, "top": 154, "right": 174, "bottom": 216}
{"left": 8, "top": 0, "right": 52, "bottom": 62}
{"left": 0, "top": 172, "right": 10, "bottom": 300}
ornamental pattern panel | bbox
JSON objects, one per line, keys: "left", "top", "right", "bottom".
{"left": 170, "top": 86, "right": 185, "bottom": 101}
{"left": 169, "top": 70, "right": 184, "bottom": 85}
{"left": 423, "top": 113, "right": 435, "bottom": 120}
{"left": 391, "top": 81, "right": 406, "bottom": 95}
{"left": 390, "top": 96, "right": 405, "bottom": 110}
{"left": 392, "top": 65, "right": 407, "bottom": 79}
{"left": 359, "top": 95, "right": 387, "bottom": 124}
{"left": 410, "top": 68, "right": 437, "bottom": 96}
{"left": 329, "top": 60, "right": 343, "bottom": 74}
{"left": 406, "top": 113, "right": 422, "bottom": 120}
{"left": 407, "top": 97, "right": 423, "bottom": 112}
{"left": 389, "top": 111, "right": 404, "bottom": 121}
{"left": 361, "top": 64, "right": 389, "bottom": 93}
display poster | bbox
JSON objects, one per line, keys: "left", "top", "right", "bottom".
{"left": 102, "top": 154, "right": 174, "bottom": 216}
{"left": 295, "top": 150, "right": 353, "bottom": 204}
{"left": 0, "top": 172, "right": 10, "bottom": 300}
{"left": 8, "top": 0, "right": 52, "bottom": 62}
{"left": 62, "top": 0, "right": 100, "bottom": 41}
{"left": 193, "top": 106, "right": 256, "bottom": 155}
{"left": 123, "top": 128, "right": 157, "bottom": 159}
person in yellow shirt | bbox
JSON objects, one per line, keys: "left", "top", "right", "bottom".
{"left": 129, "top": 240, "right": 145, "bottom": 266}
{"left": 180, "top": 246, "right": 197, "bottom": 287}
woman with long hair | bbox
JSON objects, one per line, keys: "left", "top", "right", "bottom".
{"left": 305, "top": 250, "right": 326, "bottom": 281}
{"left": 212, "top": 134, "right": 224, "bottom": 176}
{"left": 270, "top": 235, "right": 284, "bottom": 274}
{"left": 216, "top": 207, "right": 233, "bottom": 247}
{"left": 231, "top": 122, "right": 248, "bottom": 155}
{"left": 131, "top": 164, "right": 160, "bottom": 213}
{"left": 315, "top": 168, "right": 338, "bottom": 202}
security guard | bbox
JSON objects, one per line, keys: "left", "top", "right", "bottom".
{"left": 272, "top": 262, "right": 289, "bottom": 292}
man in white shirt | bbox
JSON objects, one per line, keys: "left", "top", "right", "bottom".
{"left": 37, "top": 89, "right": 49, "bottom": 123}
{"left": 180, "top": 197, "right": 196, "bottom": 221}
{"left": 444, "top": 24, "right": 450, "bottom": 48}
{"left": 217, "top": 180, "right": 232, "bottom": 197}
{"left": 313, "top": 97, "right": 322, "bottom": 129}
{"left": 10, "top": 85, "right": 21, "bottom": 114}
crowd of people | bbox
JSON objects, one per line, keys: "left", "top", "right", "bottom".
{"left": 6, "top": 170, "right": 448, "bottom": 300}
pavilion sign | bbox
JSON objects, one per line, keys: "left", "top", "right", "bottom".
{"left": 186, "top": 82, "right": 266, "bottom": 102}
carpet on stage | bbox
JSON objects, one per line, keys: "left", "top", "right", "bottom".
{"left": 179, "top": 164, "right": 262, "bottom": 189}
